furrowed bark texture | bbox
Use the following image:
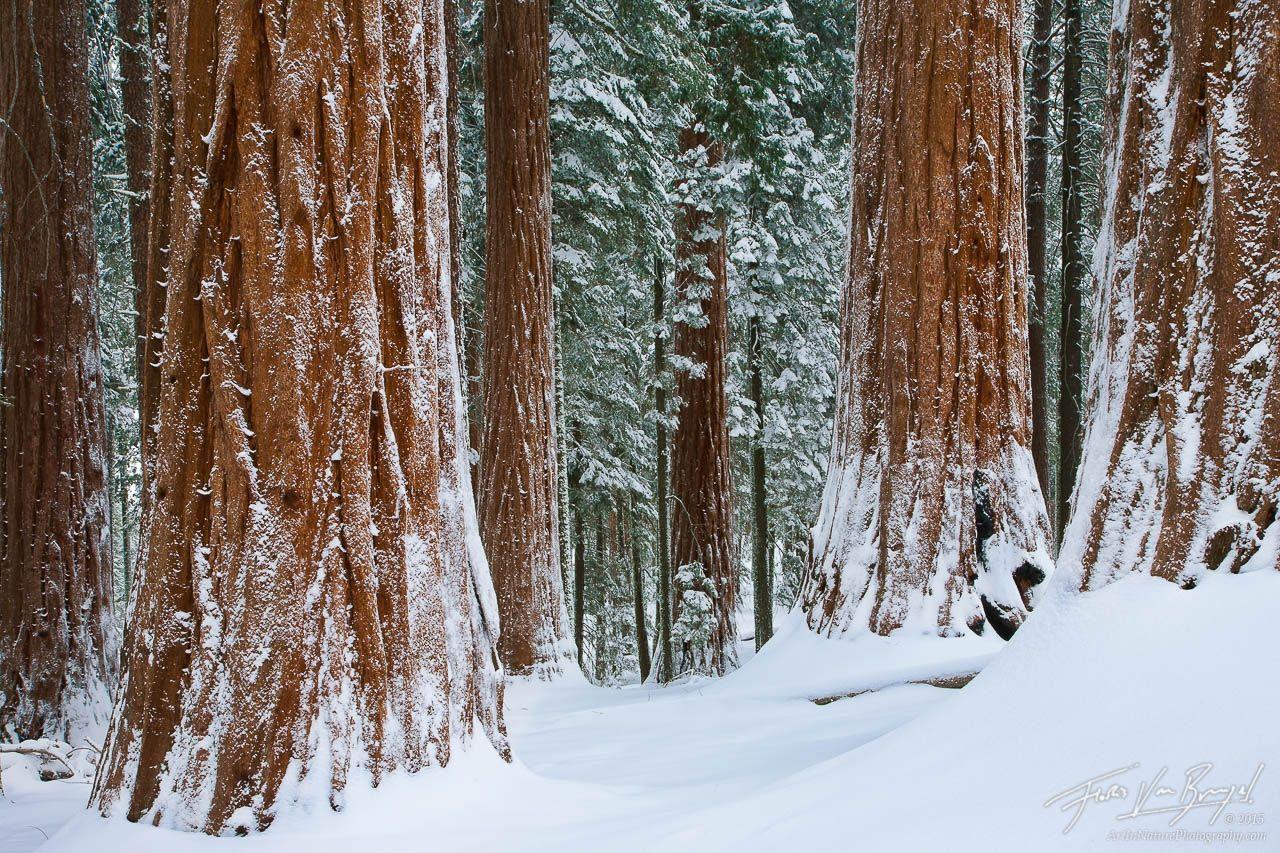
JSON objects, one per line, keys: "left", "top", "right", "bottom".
{"left": 803, "top": 0, "right": 1053, "bottom": 640}
{"left": 0, "top": 0, "right": 117, "bottom": 743}
{"left": 671, "top": 126, "right": 737, "bottom": 675}
{"left": 1061, "top": 0, "right": 1280, "bottom": 588}
{"left": 90, "top": 0, "right": 508, "bottom": 834}
{"left": 479, "top": 0, "right": 572, "bottom": 676}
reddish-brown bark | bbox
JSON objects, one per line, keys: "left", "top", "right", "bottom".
{"left": 803, "top": 0, "right": 1052, "bottom": 639}
{"left": 479, "top": 0, "right": 573, "bottom": 675}
{"left": 0, "top": 0, "right": 117, "bottom": 744}
{"left": 90, "top": 0, "right": 507, "bottom": 833}
{"left": 1063, "top": 0, "right": 1280, "bottom": 588}
{"left": 670, "top": 125, "right": 737, "bottom": 675}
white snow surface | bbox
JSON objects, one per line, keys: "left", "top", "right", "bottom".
{"left": 7, "top": 571, "right": 1277, "bottom": 852}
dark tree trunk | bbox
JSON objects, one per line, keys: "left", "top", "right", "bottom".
{"left": 446, "top": 0, "right": 462, "bottom": 326}
{"left": 1062, "top": 0, "right": 1280, "bottom": 588}
{"left": 90, "top": 0, "right": 507, "bottom": 833}
{"left": 653, "top": 263, "right": 673, "bottom": 683}
{"left": 137, "top": 0, "right": 172, "bottom": 498}
{"left": 803, "top": 0, "right": 1052, "bottom": 640}
{"left": 570, "top": 439, "right": 586, "bottom": 668}
{"left": 479, "top": 0, "right": 572, "bottom": 676}
{"left": 671, "top": 125, "right": 737, "bottom": 676}
{"left": 116, "top": 0, "right": 151, "bottom": 386}
{"left": 1058, "top": 0, "right": 1086, "bottom": 542}
{"left": 747, "top": 311, "right": 772, "bottom": 650}
{"left": 629, "top": 500, "right": 651, "bottom": 681}
{"left": 1025, "top": 0, "right": 1053, "bottom": 526}
{"left": 0, "top": 0, "right": 116, "bottom": 744}
{"left": 466, "top": 311, "right": 484, "bottom": 503}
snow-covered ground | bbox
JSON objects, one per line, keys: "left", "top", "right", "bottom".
{"left": 5, "top": 570, "right": 1277, "bottom": 852}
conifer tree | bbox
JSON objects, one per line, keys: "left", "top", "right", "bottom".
{"left": 91, "top": 0, "right": 507, "bottom": 832}
{"left": 478, "top": 0, "right": 574, "bottom": 676}
{"left": 1060, "top": 0, "right": 1280, "bottom": 587}
{"left": 0, "top": 0, "right": 117, "bottom": 744}
{"left": 804, "top": 0, "right": 1053, "bottom": 639}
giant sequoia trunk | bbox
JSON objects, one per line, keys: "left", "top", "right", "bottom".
{"left": 1059, "top": 0, "right": 1280, "bottom": 588}
{"left": 478, "top": 0, "right": 573, "bottom": 676}
{"left": 670, "top": 125, "right": 737, "bottom": 675}
{"left": 90, "top": 0, "right": 507, "bottom": 833}
{"left": 0, "top": 0, "right": 116, "bottom": 744}
{"left": 803, "top": 0, "right": 1053, "bottom": 639}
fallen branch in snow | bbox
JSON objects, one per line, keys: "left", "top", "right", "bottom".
{"left": 0, "top": 744, "right": 77, "bottom": 783}
{"left": 811, "top": 671, "right": 979, "bottom": 706}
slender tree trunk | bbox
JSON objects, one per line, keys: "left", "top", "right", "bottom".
{"left": 138, "top": 0, "right": 171, "bottom": 498}
{"left": 119, "top": 464, "right": 133, "bottom": 612}
{"left": 1058, "top": 0, "right": 1087, "bottom": 542}
{"left": 593, "top": 514, "right": 607, "bottom": 680}
{"left": 1061, "top": 0, "right": 1280, "bottom": 588}
{"left": 671, "top": 125, "right": 737, "bottom": 676}
{"left": 653, "top": 263, "right": 674, "bottom": 683}
{"left": 556, "top": 328, "right": 573, "bottom": 595}
{"left": 629, "top": 499, "right": 651, "bottom": 681}
{"left": 1025, "top": 0, "right": 1053, "bottom": 525}
{"left": 466, "top": 312, "right": 484, "bottom": 503}
{"left": 569, "top": 434, "right": 586, "bottom": 668}
{"left": 0, "top": 0, "right": 116, "bottom": 744}
{"left": 803, "top": 0, "right": 1053, "bottom": 640}
{"left": 747, "top": 311, "right": 772, "bottom": 650}
{"left": 116, "top": 0, "right": 151, "bottom": 388}
{"left": 479, "top": 0, "right": 572, "bottom": 676}
{"left": 90, "top": 0, "right": 507, "bottom": 833}
{"left": 445, "top": 0, "right": 462, "bottom": 326}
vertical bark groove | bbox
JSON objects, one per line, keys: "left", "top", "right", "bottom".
{"left": 671, "top": 126, "right": 737, "bottom": 675}
{"left": 1062, "top": 0, "right": 1280, "bottom": 588}
{"left": 90, "top": 0, "right": 507, "bottom": 834}
{"left": 803, "top": 0, "right": 1053, "bottom": 639}
{"left": 478, "top": 0, "right": 573, "bottom": 676}
{"left": 0, "top": 0, "right": 117, "bottom": 744}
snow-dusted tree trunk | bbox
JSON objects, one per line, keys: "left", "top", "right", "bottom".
{"left": 803, "top": 0, "right": 1053, "bottom": 640}
{"left": 1059, "top": 0, "right": 1280, "bottom": 588}
{"left": 1057, "top": 0, "right": 1087, "bottom": 542}
{"left": 138, "top": 1, "right": 172, "bottom": 496}
{"left": 116, "top": 0, "right": 151, "bottom": 387}
{"left": 90, "top": 0, "right": 508, "bottom": 834}
{"left": 479, "top": 0, "right": 574, "bottom": 676}
{"left": 1025, "top": 0, "right": 1053, "bottom": 514}
{"left": 671, "top": 125, "right": 738, "bottom": 675}
{"left": 0, "top": 0, "right": 117, "bottom": 744}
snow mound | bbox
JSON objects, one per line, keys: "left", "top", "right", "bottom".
{"left": 667, "top": 570, "right": 1280, "bottom": 851}
{"left": 713, "top": 609, "right": 1001, "bottom": 701}
{"left": 18, "top": 572, "right": 1276, "bottom": 852}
